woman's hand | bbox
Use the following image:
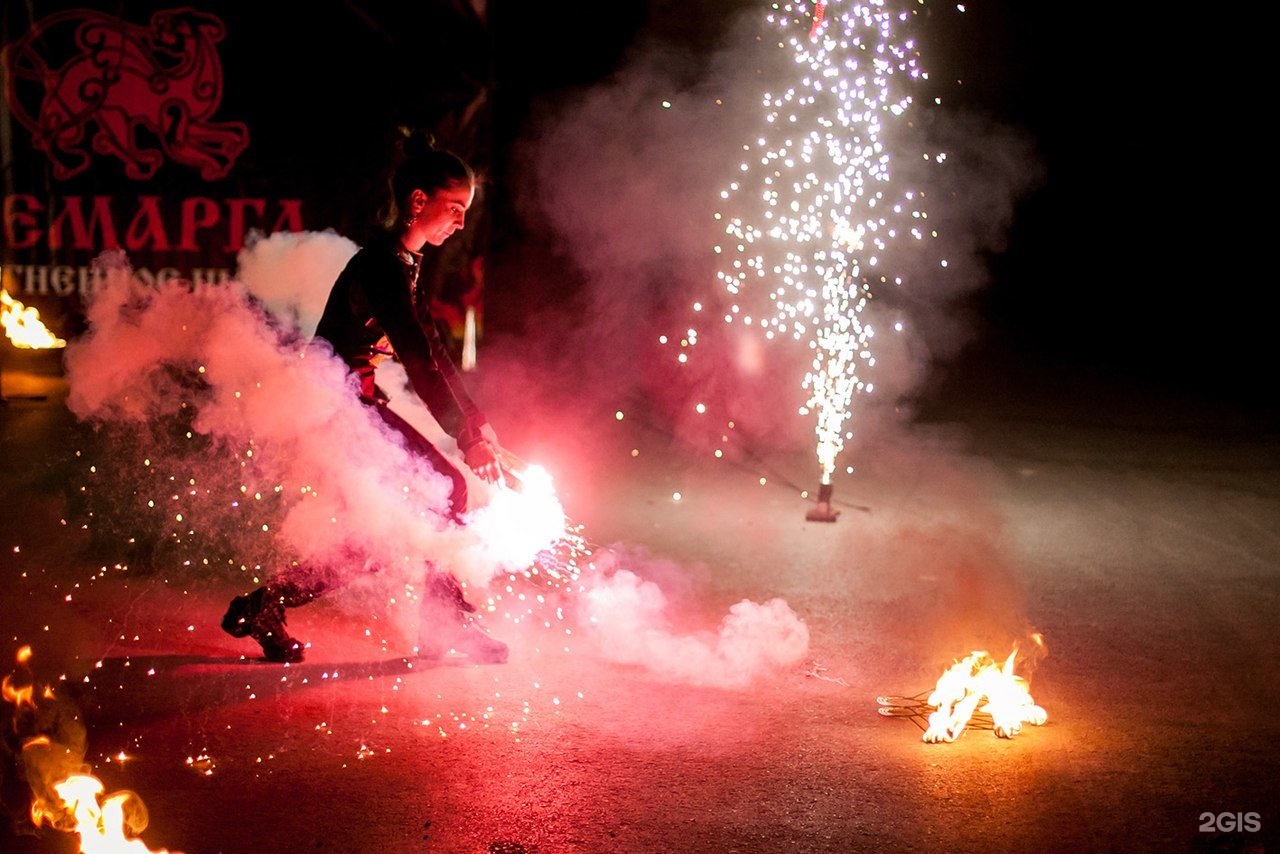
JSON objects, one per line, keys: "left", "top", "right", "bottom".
{"left": 464, "top": 440, "right": 505, "bottom": 485}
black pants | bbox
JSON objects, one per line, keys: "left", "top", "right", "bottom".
{"left": 266, "top": 397, "right": 468, "bottom": 604}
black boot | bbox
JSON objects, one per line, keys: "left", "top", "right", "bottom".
{"left": 417, "top": 575, "right": 508, "bottom": 664}
{"left": 426, "top": 573, "right": 476, "bottom": 613}
{"left": 221, "top": 585, "right": 306, "bottom": 663}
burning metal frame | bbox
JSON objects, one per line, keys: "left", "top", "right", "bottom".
{"left": 878, "top": 642, "right": 1049, "bottom": 743}
{"left": 877, "top": 690, "right": 1047, "bottom": 742}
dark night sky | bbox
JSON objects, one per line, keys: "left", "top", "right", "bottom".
{"left": 930, "top": 4, "right": 1259, "bottom": 396}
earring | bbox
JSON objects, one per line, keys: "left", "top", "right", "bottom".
{"left": 403, "top": 212, "right": 418, "bottom": 229}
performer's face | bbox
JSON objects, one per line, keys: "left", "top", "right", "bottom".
{"left": 418, "top": 182, "right": 475, "bottom": 246}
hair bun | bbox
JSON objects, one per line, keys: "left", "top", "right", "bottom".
{"left": 398, "top": 126, "right": 437, "bottom": 161}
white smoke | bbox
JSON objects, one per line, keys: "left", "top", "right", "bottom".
{"left": 235, "top": 228, "right": 358, "bottom": 339}
{"left": 62, "top": 241, "right": 804, "bottom": 687}
{"left": 61, "top": 249, "right": 532, "bottom": 646}
{"left": 577, "top": 555, "right": 810, "bottom": 689}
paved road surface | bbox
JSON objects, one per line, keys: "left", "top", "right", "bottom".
{"left": 2, "top": 344, "right": 1277, "bottom": 853}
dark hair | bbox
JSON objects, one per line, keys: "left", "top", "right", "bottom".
{"left": 390, "top": 128, "right": 475, "bottom": 209}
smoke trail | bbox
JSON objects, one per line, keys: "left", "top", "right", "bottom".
{"left": 55, "top": 238, "right": 802, "bottom": 687}
{"left": 576, "top": 550, "right": 810, "bottom": 689}
{"left": 61, "top": 251, "right": 538, "bottom": 647}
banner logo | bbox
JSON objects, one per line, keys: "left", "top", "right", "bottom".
{"left": 3, "top": 7, "right": 249, "bottom": 181}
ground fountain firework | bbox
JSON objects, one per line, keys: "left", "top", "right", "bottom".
{"left": 702, "top": 0, "right": 947, "bottom": 496}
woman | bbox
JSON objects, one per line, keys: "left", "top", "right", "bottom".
{"left": 221, "top": 131, "right": 509, "bottom": 664}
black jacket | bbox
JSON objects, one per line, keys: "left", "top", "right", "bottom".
{"left": 313, "top": 230, "right": 487, "bottom": 451}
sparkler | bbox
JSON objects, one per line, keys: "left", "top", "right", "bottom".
{"left": 485, "top": 449, "right": 593, "bottom": 588}
{"left": 704, "top": 0, "right": 940, "bottom": 517}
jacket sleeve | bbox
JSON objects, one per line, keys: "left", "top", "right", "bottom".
{"left": 365, "top": 262, "right": 488, "bottom": 450}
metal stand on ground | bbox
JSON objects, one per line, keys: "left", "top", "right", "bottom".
{"left": 805, "top": 480, "right": 840, "bottom": 522}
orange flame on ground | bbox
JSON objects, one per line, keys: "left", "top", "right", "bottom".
{"left": 2, "top": 287, "right": 68, "bottom": 349}
{"left": 4, "top": 648, "right": 175, "bottom": 853}
{"left": 922, "top": 640, "right": 1047, "bottom": 743}
{"left": 36, "top": 773, "right": 165, "bottom": 854}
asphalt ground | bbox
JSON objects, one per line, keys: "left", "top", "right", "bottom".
{"left": 2, "top": 342, "right": 1277, "bottom": 854}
